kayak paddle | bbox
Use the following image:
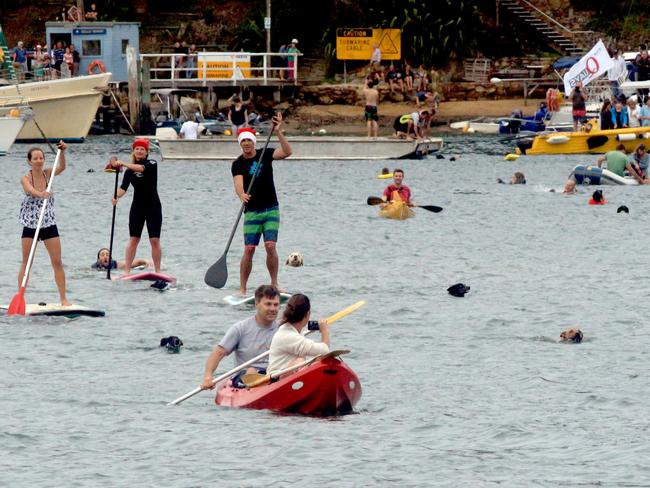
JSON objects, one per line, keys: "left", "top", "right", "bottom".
{"left": 7, "top": 149, "right": 62, "bottom": 316}
{"left": 242, "top": 350, "right": 350, "bottom": 388}
{"left": 168, "top": 299, "right": 365, "bottom": 405}
{"left": 204, "top": 125, "right": 276, "bottom": 289}
{"left": 367, "top": 196, "right": 443, "bottom": 213}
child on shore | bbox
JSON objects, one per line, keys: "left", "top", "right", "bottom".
{"left": 18, "top": 142, "right": 71, "bottom": 306}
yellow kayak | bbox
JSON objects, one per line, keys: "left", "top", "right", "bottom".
{"left": 379, "top": 200, "right": 415, "bottom": 220}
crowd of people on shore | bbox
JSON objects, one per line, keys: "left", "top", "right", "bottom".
{"left": 9, "top": 40, "right": 82, "bottom": 81}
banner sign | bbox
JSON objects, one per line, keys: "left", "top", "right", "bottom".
{"left": 563, "top": 40, "right": 613, "bottom": 95}
{"left": 197, "top": 53, "right": 251, "bottom": 79}
{"left": 73, "top": 28, "right": 107, "bottom": 35}
{"left": 336, "top": 28, "right": 401, "bottom": 61}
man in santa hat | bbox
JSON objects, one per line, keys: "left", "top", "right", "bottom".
{"left": 231, "top": 113, "right": 292, "bottom": 295}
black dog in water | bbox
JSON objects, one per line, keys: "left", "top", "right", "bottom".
{"left": 160, "top": 336, "right": 183, "bottom": 353}
{"left": 447, "top": 283, "right": 470, "bottom": 297}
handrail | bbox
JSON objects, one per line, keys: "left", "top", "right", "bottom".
{"left": 516, "top": 0, "right": 595, "bottom": 38}
{"left": 139, "top": 51, "right": 302, "bottom": 85}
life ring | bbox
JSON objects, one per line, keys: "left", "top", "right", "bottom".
{"left": 87, "top": 60, "right": 107, "bottom": 75}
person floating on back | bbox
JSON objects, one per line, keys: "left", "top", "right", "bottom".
{"left": 111, "top": 139, "right": 164, "bottom": 275}
{"left": 18, "top": 142, "right": 71, "bottom": 306}
{"left": 231, "top": 113, "right": 292, "bottom": 295}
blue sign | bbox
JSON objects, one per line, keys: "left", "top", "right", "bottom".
{"left": 73, "top": 28, "right": 107, "bottom": 35}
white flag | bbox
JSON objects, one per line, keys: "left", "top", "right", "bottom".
{"left": 563, "top": 40, "right": 613, "bottom": 95}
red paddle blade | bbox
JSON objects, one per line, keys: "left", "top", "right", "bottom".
{"left": 7, "top": 288, "right": 26, "bottom": 316}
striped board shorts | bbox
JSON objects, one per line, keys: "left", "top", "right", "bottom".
{"left": 243, "top": 206, "right": 280, "bottom": 246}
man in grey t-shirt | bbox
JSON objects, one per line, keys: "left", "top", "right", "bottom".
{"left": 200, "top": 285, "right": 280, "bottom": 390}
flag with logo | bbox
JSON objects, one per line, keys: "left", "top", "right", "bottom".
{"left": 563, "top": 40, "right": 613, "bottom": 95}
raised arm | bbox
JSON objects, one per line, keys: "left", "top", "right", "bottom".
{"left": 271, "top": 112, "right": 292, "bottom": 160}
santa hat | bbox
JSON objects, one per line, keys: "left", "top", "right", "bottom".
{"left": 237, "top": 127, "right": 257, "bottom": 145}
{"left": 132, "top": 138, "right": 149, "bottom": 151}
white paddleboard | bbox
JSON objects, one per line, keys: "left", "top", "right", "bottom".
{"left": 1, "top": 303, "right": 106, "bottom": 318}
{"left": 223, "top": 292, "right": 292, "bottom": 307}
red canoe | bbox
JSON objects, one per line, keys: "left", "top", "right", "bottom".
{"left": 215, "top": 355, "right": 362, "bottom": 416}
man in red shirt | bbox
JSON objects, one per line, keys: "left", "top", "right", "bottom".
{"left": 381, "top": 168, "right": 412, "bottom": 206}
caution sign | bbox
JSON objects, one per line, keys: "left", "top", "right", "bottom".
{"left": 197, "top": 53, "right": 252, "bottom": 79}
{"left": 336, "top": 28, "right": 401, "bottom": 61}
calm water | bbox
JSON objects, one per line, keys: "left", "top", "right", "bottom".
{"left": 1, "top": 134, "right": 649, "bottom": 487}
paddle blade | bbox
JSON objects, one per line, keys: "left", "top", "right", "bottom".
{"left": 367, "top": 196, "right": 383, "bottom": 206}
{"left": 205, "top": 254, "right": 228, "bottom": 288}
{"left": 7, "top": 288, "right": 26, "bottom": 316}
{"left": 326, "top": 300, "right": 366, "bottom": 324}
{"left": 418, "top": 205, "right": 443, "bottom": 213}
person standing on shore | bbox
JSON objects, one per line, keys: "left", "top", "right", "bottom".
{"left": 111, "top": 139, "right": 163, "bottom": 275}
{"left": 231, "top": 113, "right": 292, "bottom": 296}
{"left": 363, "top": 75, "right": 379, "bottom": 138}
{"left": 369, "top": 43, "right": 381, "bottom": 73}
{"left": 287, "top": 39, "right": 301, "bottom": 81}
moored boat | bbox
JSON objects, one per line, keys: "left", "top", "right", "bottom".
{"left": 516, "top": 126, "right": 650, "bottom": 155}
{"left": 152, "top": 130, "right": 443, "bottom": 160}
{"left": 0, "top": 106, "right": 26, "bottom": 155}
{"left": 215, "top": 354, "right": 361, "bottom": 416}
{"left": 0, "top": 73, "right": 112, "bottom": 141}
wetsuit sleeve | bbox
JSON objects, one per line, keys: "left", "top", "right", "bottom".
{"left": 120, "top": 169, "right": 133, "bottom": 192}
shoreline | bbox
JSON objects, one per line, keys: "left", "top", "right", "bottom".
{"left": 287, "top": 98, "right": 540, "bottom": 135}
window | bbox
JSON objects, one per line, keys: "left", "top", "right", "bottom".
{"left": 121, "top": 39, "right": 129, "bottom": 54}
{"left": 82, "top": 39, "right": 101, "bottom": 56}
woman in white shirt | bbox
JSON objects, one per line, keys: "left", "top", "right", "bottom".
{"left": 268, "top": 294, "right": 329, "bottom": 374}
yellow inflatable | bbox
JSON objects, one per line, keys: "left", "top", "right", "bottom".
{"left": 379, "top": 191, "right": 415, "bottom": 220}
{"left": 377, "top": 173, "right": 393, "bottom": 179}
{"left": 504, "top": 153, "right": 519, "bottom": 161}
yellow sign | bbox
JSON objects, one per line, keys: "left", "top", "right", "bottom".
{"left": 336, "top": 28, "right": 401, "bottom": 61}
{"left": 197, "top": 53, "right": 252, "bottom": 79}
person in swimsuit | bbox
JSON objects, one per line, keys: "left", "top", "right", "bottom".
{"left": 363, "top": 76, "right": 379, "bottom": 138}
{"left": 111, "top": 138, "right": 163, "bottom": 275}
{"left": 91, "top": 247, "right": 152, "bottom": 271}
{"left": 228, "top": 96, "right": 248, "bottom": 136}
{"left": 18, "top": 142, "right": 71, "bottom": 306}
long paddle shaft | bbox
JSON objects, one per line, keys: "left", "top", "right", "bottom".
{"left": 168, "top": 299, "right": 366, "bottom": 405}
{"left": 7, "top": 150, "right": 62, "bottom": 316}
{"left": 204, "top": 126, "right": 276, "bottom": 289}
{"left": 367, "top": 196, "right": 443, "bottom": 213}
{"left": 106, "top": 168, "right": 120, "bottom": 279}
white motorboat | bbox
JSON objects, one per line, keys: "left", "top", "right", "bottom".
{"left": 0, "top": 107, "right": 25, "bottom": 155}
{"left": 151, "top": 129, "right": 443, "bottom": 160}
{"left": 0, "top": 73, "right": 112, "bottom": 141}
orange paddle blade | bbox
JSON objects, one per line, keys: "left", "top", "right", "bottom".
{"left": 7, "top": 288, "right": 26, "bottom": 316}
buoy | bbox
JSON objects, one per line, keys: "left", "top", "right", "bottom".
{"left": 616, "top": 133, "right": 637, "bottom": 141}
{"left": 319, "top": 128, "right": 327, "bottom": 134}
{"left": 504, "top": 153, "right": 519, "bottom": 161}
{"left": 8, "top": 108, "right": 20, "bottom": 117}
{"left": 547, "top": 135, "right": 570, "bottom": 145}
{"left": 224, "top": 129, "right": 232, "bottom": 136}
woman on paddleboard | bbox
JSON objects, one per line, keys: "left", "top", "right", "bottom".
{"left": 268, "top": 294, "right": 329, "bottom": 374}
{"left": 18, "top": 143, "right": 71, "bottom": 306}
{"left": 91, "top": 247, "right": 152, "bottom": 271}
{"left": 111, "top": 138, "right": 163, "bottom": 275}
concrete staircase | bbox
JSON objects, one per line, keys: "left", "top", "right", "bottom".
{"left": 500, "top": 0, "right": 585, "bottom": 55}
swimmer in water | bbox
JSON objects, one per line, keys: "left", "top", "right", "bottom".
{"left": 559, "top": 328, "right": 583, "bottom": 343}
{"left": 92, "top": 247, "right": 152, "bottom": 271}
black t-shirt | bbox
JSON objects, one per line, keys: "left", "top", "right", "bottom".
{"left": 120, "top": 159, "right": 160, "bottom": 204}
{"left": 231, "top": 148, "right": 277, "bottom": 212}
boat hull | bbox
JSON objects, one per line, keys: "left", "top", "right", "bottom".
{"left": 0, "top": 116, "right": 25, "bottom": 155}
{"left": 155, "top": 135, "right": 443, "bottom": 160}
{"left": 572, "top": 165, "right": 639, "bottom": 185}
{"left": 517, "top": 127, "right": 650, "bottom": 155}
{"left": 0, "top": 73, "right": 112, "bottom": 141}
{"left": 215, "top": 356, "right": 362, "bottom": 416}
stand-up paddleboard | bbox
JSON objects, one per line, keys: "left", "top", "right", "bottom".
{"left": 1, "top": 303, "right": 105, "bottom": 318}
{"left": 223, "top": 292, "right": 292, "bottom": 307}
{"left": 112, "top": 272, "right": 177, "bottom": 284}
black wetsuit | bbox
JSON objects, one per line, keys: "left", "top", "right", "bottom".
{"left": 120, "top": 159, "right": 162, "bottom": 238}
